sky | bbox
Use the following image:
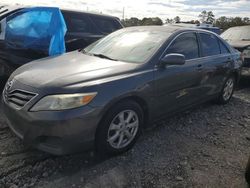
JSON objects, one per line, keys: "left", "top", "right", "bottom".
{"left": 1, "top": 0, "right": 250, "bottom": 21}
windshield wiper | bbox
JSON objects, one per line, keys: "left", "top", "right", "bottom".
{"left": 92, "top": 53, "right": 118, "bottom": 61}
{"left": 242, "top": 39, "right": 250, "bottom": 41}
{"left": 81, "top": 50, "right": 118, "bottom": 61}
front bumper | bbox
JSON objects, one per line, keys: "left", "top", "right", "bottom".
{"left": 2, "top": 98, "right": 103, "bottom": 155}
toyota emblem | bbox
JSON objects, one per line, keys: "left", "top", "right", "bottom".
{"left": 6, "top": 80, "right": 14, "bottom": 92}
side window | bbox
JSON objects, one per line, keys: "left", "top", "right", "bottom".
{"left": 200, "top": 33, "right": 220, "bottom": 57}
{"left": 63, "top": 12, "right": 92, "bottom": 33}
{"left": 90, "top": 16, "right": 122, "bottom": 34}
{"left": 166, "top": 32, "right": 199, "bottom": 60}
{"left": 219, "top": 40, "right": 230, "bottom": 54}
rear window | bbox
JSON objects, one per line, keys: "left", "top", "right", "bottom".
{"left": 90, "top": 16, "right": 122, "bottom": 34}
{"left": 200, "top": 33, "right": 220, "bottom": 57}
{"left": 63, "top": 12, "right": 92, "bottom": 33}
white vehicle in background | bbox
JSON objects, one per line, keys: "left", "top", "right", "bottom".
{"left": 221, "top": 25, "right": 250, "bottom": 74}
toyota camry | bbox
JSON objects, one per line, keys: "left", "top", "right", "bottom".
{"left": 2, "top": 26, "right": 242, "bottom": 155}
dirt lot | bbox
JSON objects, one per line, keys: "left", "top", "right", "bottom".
{"left": 1, "top": 79, "right": 250, "bottom": 188}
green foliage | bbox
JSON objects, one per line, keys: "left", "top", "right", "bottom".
{"left": 215, "top": 16, "right": 250, "bottom": 30}
{"left": 199, "top": 10, "right": 215, "bottom": 24}
{"left": 174, "top": 16, "right": 181, "bottom": 23}
{"left": 121, "top": 10, "right": 250, "bottom": 31}
{"left": 198, "top": 10, "right": 250, "bottom": 30}
{"left": 121, "top": 17, "right": 163, "bottom": 27}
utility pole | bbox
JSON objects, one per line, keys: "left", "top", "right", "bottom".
{"left": 122, "top": 7, "right": 125, "bottom": 20}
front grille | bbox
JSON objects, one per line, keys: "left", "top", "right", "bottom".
{"left": 4, "top": 89, "right": 37, "bottom": 109}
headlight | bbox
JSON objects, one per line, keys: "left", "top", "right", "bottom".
{"left": 30, "top": 93, "right": 97, "bottom": 111}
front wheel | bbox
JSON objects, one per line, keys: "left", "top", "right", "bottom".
{"left": 95, "top": 100, "right": 143, "bottom": 156}
{"left": 246, "top": 156, "right": 250, "bottom": 186}
{"left": 216, "top": 76, "right": 235, "bottom": 104}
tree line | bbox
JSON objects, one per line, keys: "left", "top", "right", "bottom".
{"left": 122, "top": 17, "right": 163, "bottom": 27}
{"left": 121, "top": 10, "right": 250, "bottom": 31}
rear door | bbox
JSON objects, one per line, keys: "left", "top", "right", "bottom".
{"left": 155, "top": 32, "right": 204, "bottom": 117}
{"left": 198, "top": 32, "right": 232, "bottom": 98}
{"left": 0, "top": 8, "right": 60, "bottom": 78}
{"left": 0, "top": 7, "right": 24, "bottom": 78}
{"left": 62, "top": 11, "right": 102, "bottom": 51}
{"left": 89, "top": 15, "right": 123, "bottom": 35}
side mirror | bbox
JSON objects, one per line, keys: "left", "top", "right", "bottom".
{"left": 159, "top": 53, "right": 186, "bottom": 67}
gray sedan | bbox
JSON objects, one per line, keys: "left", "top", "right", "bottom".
{"left": 2, "top": 26, "right": 242, "bottom": 155}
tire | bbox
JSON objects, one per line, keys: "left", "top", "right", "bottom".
{"left": 0, "top": 76, "right": 7, "bottom": 90}
{"left": 216, "top": 76, "right": 235, "bottom": 105}
{"left": 95, "top": 100, "right": 144, "bottom": 156}
{"left": 246, "top": 157, "right": 250, "bottom": 186}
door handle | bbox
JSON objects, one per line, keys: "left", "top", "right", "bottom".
{"left": 197, "top": 64, "right": 203, "bottom": 71}
{"left": 223, "top": 57, "right": 232, "bottom": 64}
{"left": 227, "top": 57, "right": 233, "bottom": 62}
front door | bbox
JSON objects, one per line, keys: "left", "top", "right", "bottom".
{"left": 154, "top": 32, "right": 204, "bottom": 117}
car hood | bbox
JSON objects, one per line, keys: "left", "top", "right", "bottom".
{"left": 11, "top": 51, "right": 138, "bottom": 89}
{"left": 226, "top": 40, "right": 250, "bottom": 49}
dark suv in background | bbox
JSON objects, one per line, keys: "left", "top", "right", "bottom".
{"left": 0, "top": 6, "right": 123, "bottom": 82}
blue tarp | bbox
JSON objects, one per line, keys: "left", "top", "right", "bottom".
{"left": 5, "top": 7, "right": 67, "bottom": 56}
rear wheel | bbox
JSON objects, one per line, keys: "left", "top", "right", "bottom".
{"left": 216, "top": 76, "right": 235, "bottom": 104}
{"left": 95, "top": 100, "right": 143, "bottom": 156}
{"left": 246, "top": 156, "right": 250, "bottom": 186}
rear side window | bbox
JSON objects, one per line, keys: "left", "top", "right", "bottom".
{"left": 200, "top": 33, "right": 220, "bottom": 57}
{"left": 90, "top": 16, "right": 122, "bottom": 34}
{"left": 63, "top": 12, "right": 92, "bottom": 33}
{"left": 166, "top": 32, "right": 199, "bottom": 60}
{"left": 219, "top": 40, "right": 230, "bottom": 54}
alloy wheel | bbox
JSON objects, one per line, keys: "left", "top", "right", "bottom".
{"left": 223, "top": 78, "right": 234, "bottom": 101}
{"left": 107, "top": 110, "right": 139, "bottom": 149}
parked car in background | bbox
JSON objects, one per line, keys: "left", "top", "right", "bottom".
{"left": 221, "top": 26, "right": 250, "bottom": 70}
{"left": 196, "top": 23, "right": 221, "bottom": 35}
{"left": 0, "top": 6, "right": 123, "bottom": 82}
{"left": 2, "top": 26, "right": 241, "bottom": 155}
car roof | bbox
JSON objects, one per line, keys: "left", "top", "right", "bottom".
{"left": 0, "top": 5, "right": 119, "bottom": 20}
{"left": 121, "top": 25, "right": 217, "bottom": 35}
{"left": 61, "top": 9, "right": 120, "bottom": 19}
{"left": 164, "top": 23, "right": 220, "bottom": 31}
{"left": 0, "top": 5, "right": 23, "bottom": 16}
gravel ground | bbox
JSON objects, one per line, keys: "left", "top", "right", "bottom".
{"left": 1, "top": 80, "right": 250, "bottom": 188}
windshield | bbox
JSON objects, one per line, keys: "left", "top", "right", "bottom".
{"left": 221, "top": 26, "right": 250, "bottom": 41}
{"left": 84, "top": 29, "right": 170, "bottom": 63}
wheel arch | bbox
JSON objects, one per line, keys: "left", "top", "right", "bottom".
{"left": 95, "top": 95, "right": 150, "bottom": 137}
{"left": 231, "top": 70, "right": 240, "bottom": 84}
